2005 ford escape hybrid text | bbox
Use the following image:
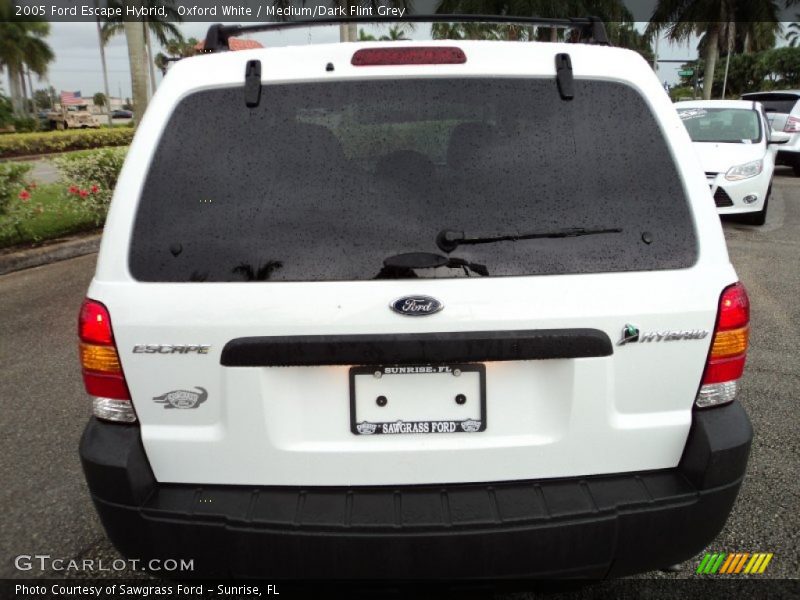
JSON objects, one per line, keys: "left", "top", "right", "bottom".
{"left": 78, "top": 17, "right": 753, "bottom": 579}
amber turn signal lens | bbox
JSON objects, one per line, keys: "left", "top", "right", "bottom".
{"left": 80, "top": 342, "right": 122, "bottom": 373}
{"left": 710, "top": 326, "right": 749, "bottom": 359}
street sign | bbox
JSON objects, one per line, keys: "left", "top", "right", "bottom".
{"left": 678, "top": 69, "right": 694, "bottom": 77}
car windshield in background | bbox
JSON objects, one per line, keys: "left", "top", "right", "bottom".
{"left": 678, "top": 108, "right": 762, "bottom": 144}
{"left": 130, "top": 78, "right": 697, "bottom": 282}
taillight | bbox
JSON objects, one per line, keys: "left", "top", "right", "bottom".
{"left": 784, "top": 116, "right": 800, "bottom": 133}
{"left": 78, "top": 299, "right": 136, "bottom": 423}
{"left": 696, "top": 283, "right": 750, "bottom": 408}
{"left": 351, "top": 47, "right": 466, "bottom": 66}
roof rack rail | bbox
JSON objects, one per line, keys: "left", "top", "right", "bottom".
{"left": 202, "top": 15, "right": 609, "bottom": 53}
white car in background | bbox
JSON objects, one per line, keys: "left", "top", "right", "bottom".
{"left": 676, "top": 100, "right": 789, "bottom": 226}
{"left": 741, "top": 90, "right": 800, "bottom": 175}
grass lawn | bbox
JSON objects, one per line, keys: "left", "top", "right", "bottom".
{"left": 0, "top": 183, "right": 99, "bottom": 249}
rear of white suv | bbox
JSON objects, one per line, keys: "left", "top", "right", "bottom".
{"left": 742, "top": 90, "right": 800, "bottom": 175}
{"left": 78, "top": 25, "right": 753, "bottom": 579}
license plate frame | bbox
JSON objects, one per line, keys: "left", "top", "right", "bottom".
{"left": 349, "top": 363, "right": 486, "bottom": 435}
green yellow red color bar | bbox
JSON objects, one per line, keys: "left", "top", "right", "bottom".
{"left": 697, "top": 552, "right": 774, "bottom": 574}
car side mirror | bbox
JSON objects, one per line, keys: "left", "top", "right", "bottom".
{"left": 769, "top": 131, "right": 791, "bottom": 145}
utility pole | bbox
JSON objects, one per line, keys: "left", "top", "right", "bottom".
{"left": 94, "top": 0, "right": 113, "bottom": 126}
{"left": 721, "top": 28, "right": 733, "bottom": 100}
{"left": 722, "top": 51, "right": 731, "bottom": 99}
{"left": 653, "top": 34, "right": 659, "bottom": 75}
{"left": 26, "top": 68, "right": 35, "bottom": 115}
{"left": 45, "top": 76, "right": 55, "bottom": 108}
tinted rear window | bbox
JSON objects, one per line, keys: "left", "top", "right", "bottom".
{"left": 742, "top": 93, "right": 800, "bottom": 114}
{"left": 130, "top": 78, "right": 697, "bottom": 282}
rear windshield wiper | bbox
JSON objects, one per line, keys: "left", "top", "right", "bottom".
{"left": 436, "top": 227, "right": 622, "bottom": 253}
{"left": 379, "top": 252, "right": 489, "bottom": 277}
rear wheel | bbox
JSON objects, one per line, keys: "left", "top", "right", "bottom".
{"left": 792, "top": 156, "right": 800, "bottom": 177}
{"left": 740, "top": 185, "right": 770, "bottom": 226}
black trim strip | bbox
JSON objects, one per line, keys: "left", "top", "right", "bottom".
{"left": 220, "top": 329, "right": 612, "bottom": 367}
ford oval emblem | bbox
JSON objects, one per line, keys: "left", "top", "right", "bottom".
{"left": 390, "top": 295, "right": 443, "bottom": 317}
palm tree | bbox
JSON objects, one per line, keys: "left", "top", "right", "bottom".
{"left": 335, "top": 0, "right": 414, "bottom": 41}
{"left": 380, "top": 25, "right": 411, "bottom": 41}
{"left": 647, "top": 1, "right": 730, "bottom": 100}
{"left": 432, "top": 0, "right": 632, "bottom": 42}
{"left": 19, "top": 25, "right": 54, "bottom": 86}
{"left": 0, "top": 4, "right": 54, "bottom": 118}
{"left": 738, "top": 1, "right": 783, "bottom": 53}
{"left": 647, "top": 0, "right": 780, "bottom": 100}
{"left": 737, "top": 21, "right": 781, "bottom": 54}
{"left": 787, "top": 17, "right": 800, "bottom": 47}
{"left": 606, "top": 21, "right": 655, "bottom": 63}
{"left": 123, "top": 19, "right": 148, "bottom": 125}
{"left": 154, "top": 36, "right": 199, "bottom": 74}
{"left": 94, "top": 0, "right": 112, "bottom": 125}
{"left": 103, "top": 0, "right": 183, "bottom": 100}
{"left": 431, "top": 21, "right": 507, "bottom": 40}
{"left": 358, "top": 29, "right": 377, "bottom": 41}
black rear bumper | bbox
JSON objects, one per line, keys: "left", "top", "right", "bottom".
{"left": 79, "top": 402, "right": 752, "bottom": 579}
{"left": 776, "top": 149, "right": 800, "bottom": 165}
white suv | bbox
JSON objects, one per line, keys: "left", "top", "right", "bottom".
{"left": 78, "top": 18, "right": 753, "bottom": 580}
{"left": 742, "top": 90, "right": 800, "bottom": 175}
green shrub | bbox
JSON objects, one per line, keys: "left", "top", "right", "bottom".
{"left": 0, "top": 184, "right": 94, "bottom": 247}
{"left": 54, "top": 146, "right": 127, "bottom": 225}
{"left": 0, "top": 95, "right": 12, "bottom": 129}
{"left": 0, "top": 127, "right": 133, "bottom": 158}
{"left": 0, "top": 162, "right": 33, "bottom": 216}
{"left": 11, "top": 117, "right": 40, "bottom": 133}
{"left": 0, "top": 162, "right": 41, "bottom": 242}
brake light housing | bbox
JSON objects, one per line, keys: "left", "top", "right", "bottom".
{"left": 78, "top": 298, "right": 136, "bottom": 423}
{"left": 351, "top": 47, "right": 467, "bottom": 66}
{"left": 696, "top": 283, "right": 750, "bottom": 408}
{"left": 784, "top": 116, "right": 800, "bottom": 133}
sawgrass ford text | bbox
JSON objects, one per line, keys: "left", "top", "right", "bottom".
{"left": 15, "top": 584, "right": 270, "bottom": 597}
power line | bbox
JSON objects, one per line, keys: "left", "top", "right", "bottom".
{"left": 50, "top": 68, "right": 130, "bottom": 73}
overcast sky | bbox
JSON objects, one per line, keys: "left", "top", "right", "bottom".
{"left": 7, "top": 20, "right": 788, "bottom": 101}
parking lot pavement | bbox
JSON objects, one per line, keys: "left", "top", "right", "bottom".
{"left": 0, "top": 253, "right": 108, "bottom": 579}
{"left": 0, "top": 174, "right": 797, "bottom": 583}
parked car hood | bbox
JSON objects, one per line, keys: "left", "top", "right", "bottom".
{"left": 690, "top": 142, "right": 765, "bottom": 174}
